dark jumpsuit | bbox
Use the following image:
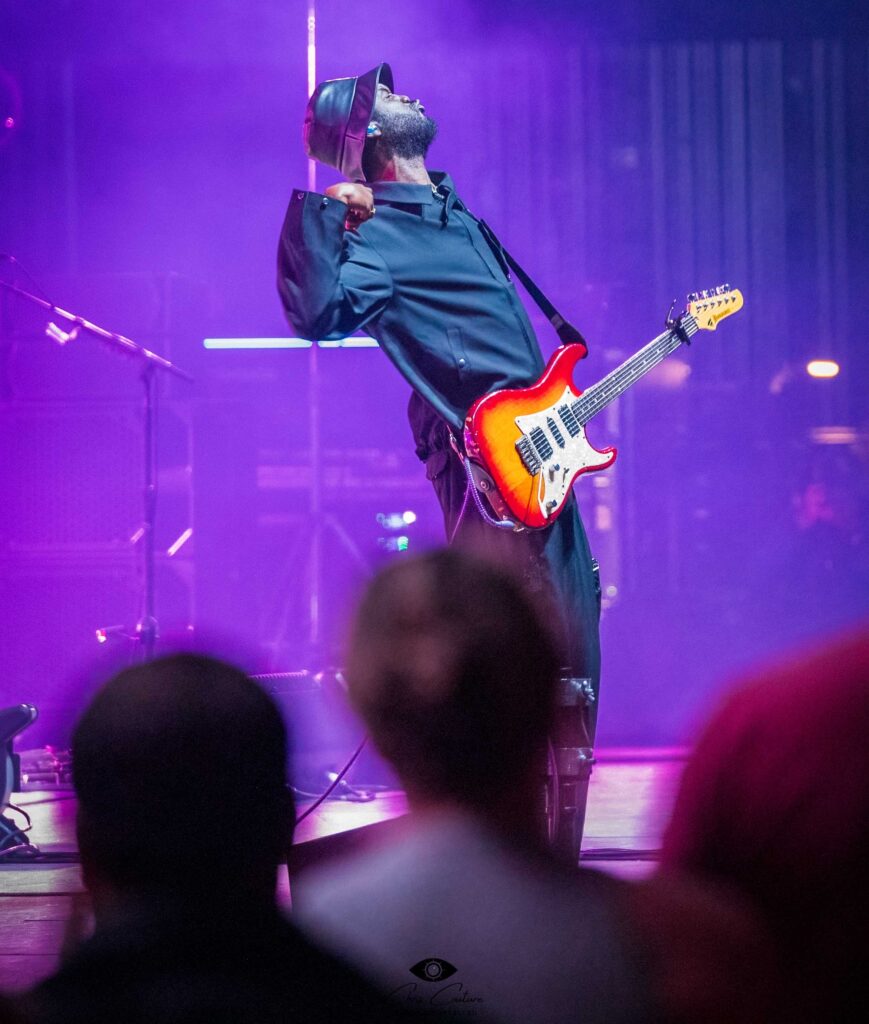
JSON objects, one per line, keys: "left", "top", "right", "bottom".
{"left": 277, "top": 171, "right": 602, "bottom": 736}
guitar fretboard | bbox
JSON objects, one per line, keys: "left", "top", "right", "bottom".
{"left": 573, "top": 315, "right": 699, "bottom": 424}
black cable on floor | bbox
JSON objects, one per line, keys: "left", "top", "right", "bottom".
{"left": 294, "top": 736, "right": 369, "bottom": 827}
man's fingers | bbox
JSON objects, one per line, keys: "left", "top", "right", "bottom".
{"left": 338, "top": 184, "right": 375, "bottom": 230}
{"left": 325, "top": 183, "right": 373, "bottom": 208}
{"left": 342, "top": 186, "right": 372, "bottom": 202}
{"left": 345, "top": 205, "right": 376, "bottom": 231}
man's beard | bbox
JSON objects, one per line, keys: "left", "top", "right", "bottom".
{"left": 375, "top": 107, "right": 438, "bottom": 160}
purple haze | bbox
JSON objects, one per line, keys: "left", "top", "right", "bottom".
{"left": 0, "top": 2, "right": 867, "bottom": 754}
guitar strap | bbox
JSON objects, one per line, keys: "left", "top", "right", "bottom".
{"left": 477, "top": 218, "right": 589, "bottom": 351}
{"left": 448, "top": 190, "right": 589, "bottom": 351}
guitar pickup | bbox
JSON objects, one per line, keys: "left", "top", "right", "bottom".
{"left": 546, "top": 416, "right": 566, "bottom": 448}
{"left": 557, "top": 404, "right": 581, "bottom": 437}
{"left": 529, "top": 426, "right": 554, "bottom": 461}
{"left": 516, "top": 435, "right": 542, "bottom": 475}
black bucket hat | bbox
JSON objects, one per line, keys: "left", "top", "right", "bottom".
{"left": 304, "top": 62, "right": 394, "bottom": 181}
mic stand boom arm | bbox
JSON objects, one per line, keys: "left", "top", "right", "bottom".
{"left": 0, "top": 278, "right": 193, "bottom": 662}
{"left": 0, "top": 280, "right": 192, "bottom": 381}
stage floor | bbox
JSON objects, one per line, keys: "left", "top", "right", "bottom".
{"left": 0, "top": 748, "right": 686, "bottom": 993}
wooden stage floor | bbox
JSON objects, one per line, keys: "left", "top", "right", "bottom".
{"left": 0, "top": 748, "right": 686, "bottom": 994}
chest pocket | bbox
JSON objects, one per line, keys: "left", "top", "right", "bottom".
{"left": 446, "top": 326, "right": 470, "bottom": 379}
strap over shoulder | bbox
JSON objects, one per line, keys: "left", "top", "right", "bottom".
{"left": 460, "top": 205, "right": 589, "bottom": 354}
{"left": 477, "top": 218, "right": 589, "bottom": 355}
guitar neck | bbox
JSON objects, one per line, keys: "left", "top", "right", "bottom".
{"left": 573, "top": 315, "right": 699, "bottom": 424}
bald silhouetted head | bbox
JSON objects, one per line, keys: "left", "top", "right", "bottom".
{"left": 347, "top": 550, "right": 561, "bottom": 812}
{"left": 73, "top": 655, "right": 293, "bottom": 902}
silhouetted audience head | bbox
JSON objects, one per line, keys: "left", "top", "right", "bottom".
{"left": 73, "top": 654, "right": 293, "bottom": 905}
{"left": 661, "top": 625, "right": 869, "bottom": 1023}
{"left": 24, "top": 655, "right": 416, "bottom": 1023}
{"left": 346, "top": 549, "right": 561, "bottom": 812}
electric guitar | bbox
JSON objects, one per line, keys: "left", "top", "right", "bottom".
{"left": 463, "top": 286, "right": 744, "bottom": 530}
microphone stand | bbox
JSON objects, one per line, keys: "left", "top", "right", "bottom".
{"left": 0, "top": 279, "right": 193, "bottom": 662}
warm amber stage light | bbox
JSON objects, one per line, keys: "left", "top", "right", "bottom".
{"left": 806, "top": 359, "right": 840, "bottom": 378}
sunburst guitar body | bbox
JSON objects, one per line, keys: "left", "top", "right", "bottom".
{"left": 463, "top": 286, "right": 744, "bottom": 530}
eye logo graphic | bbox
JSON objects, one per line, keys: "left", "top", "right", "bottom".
{"left": 409, "top": 958, "right": 458, "bottom": 982}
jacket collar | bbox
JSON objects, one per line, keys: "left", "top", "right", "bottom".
{"left": 369, "top": 171, "right": 454, "bottom": 205}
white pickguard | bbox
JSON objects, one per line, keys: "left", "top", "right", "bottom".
{"left": 514, "top": 386, "right": 614, "bottom": 521}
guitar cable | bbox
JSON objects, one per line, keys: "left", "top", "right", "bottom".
{"left": 448, "top": 431, "right": 517, "bottom": 533}
{"left": 448, "top": 475, "right": 472, "bottom": 544}
{"left": 462, "top": 457, "right": 517, "bottom": 531}
{"left": 2, "top": 746, "right": 375, "bottom": 860}
{"left": 294, "top": 735, "right": 369, "bottom": 827}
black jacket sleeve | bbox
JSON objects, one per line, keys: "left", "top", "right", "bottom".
{"left": 277, "top": 190, "right": 393, "bottom": 340}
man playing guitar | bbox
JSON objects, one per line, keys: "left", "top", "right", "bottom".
{"left": 278, "top": 63, "right": 601, "bottom": 856}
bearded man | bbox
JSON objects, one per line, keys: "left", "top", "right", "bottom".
{"left": 277, "top": 63, "right": 601, "bottom": 856}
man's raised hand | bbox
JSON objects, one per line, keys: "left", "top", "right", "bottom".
{"left": 325, "top": 183, "right": 376, "bottom": 230}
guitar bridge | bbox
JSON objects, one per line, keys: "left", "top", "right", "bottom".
{"left": 516, "top": 435, "right": 542, "bottom": 475}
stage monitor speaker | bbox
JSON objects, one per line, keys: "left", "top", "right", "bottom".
{"left": 1, "top": 403, "right": 143, "bottom": 551}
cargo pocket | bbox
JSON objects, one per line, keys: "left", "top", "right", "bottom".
{"left": 446, "top": 326, "right": 470, "bottom": 379}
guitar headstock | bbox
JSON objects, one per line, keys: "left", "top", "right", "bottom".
{"left": 686, "top": 285, "right": 744, "bottom": 330}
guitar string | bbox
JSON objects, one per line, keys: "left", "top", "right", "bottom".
{"left": 495, "top": 304, "right": 725, "bottom": 515}
{"left": 519, "top": 322, "right": 691, "bottom": 509}
{"left": 577, "top": 318, "right": 698, "bottom": 416}
{"left": 516, "top": 302, "right": 727, "bottom": 485}
{"left": 517, "top": 323, "right": 689, "bottom": 478}
{"left": 575, "top": 333, "right": 681, "bottom": 422}
{"left": 572, "top": 316, "right": 700, "bottom": 425}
